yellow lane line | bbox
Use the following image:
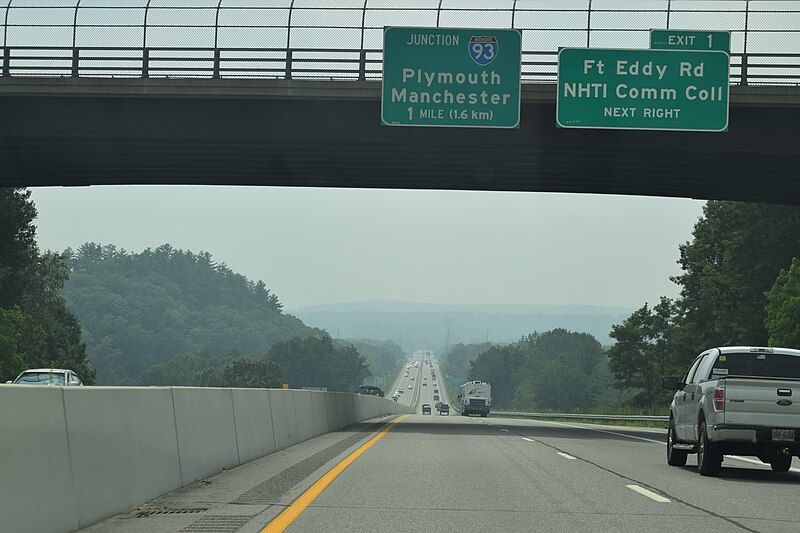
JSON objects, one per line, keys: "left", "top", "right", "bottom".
{"left": 261, "top": 414, "right": 409, "bottom": 532}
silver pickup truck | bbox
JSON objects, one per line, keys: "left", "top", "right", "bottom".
{"left": 663, "top": 346, "right": 800, "bottom": 476}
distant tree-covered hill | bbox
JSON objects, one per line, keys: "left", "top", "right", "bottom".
{"left": 62, "top": 243, "right": 322, "bottom": 384}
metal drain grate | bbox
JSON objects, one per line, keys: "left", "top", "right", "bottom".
{"left": 181, "top": 515, "right": 254, "bottom": 532}
{"left": 134, "top": 506, "right": 207, "bottom": 517}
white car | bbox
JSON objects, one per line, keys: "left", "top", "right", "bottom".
{"left": 8, "top": 368, "right": 83, "bottom": 386}
{"left": 408, "top": 385, "right": 413, "bottom": 389}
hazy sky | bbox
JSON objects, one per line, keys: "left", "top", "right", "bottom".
{"left": 31, "top": 186, "right": 703, "bottom": 309}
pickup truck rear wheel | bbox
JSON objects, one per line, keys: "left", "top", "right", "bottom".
{"left": 667, "top": 418, "right": 688, "bottom": 467}
{"left": 771, "top": 454, "right": 792, "bottom": 472}
{"left": 697, "top": 420, "right": 722, "bottom": 477}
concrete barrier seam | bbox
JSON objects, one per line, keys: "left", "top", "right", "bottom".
{"left": 169, "top": 387, "right": 185, "bottom": 485}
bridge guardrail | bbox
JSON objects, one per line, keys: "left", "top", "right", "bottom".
{"left": 1, "top": 46, "right": 797, "bottom": 87}
{"left": 1, "top": 1, "right": 799, "bottom": 85}
{"left": 492, "top": 410, "right": 668, "bottom": 422}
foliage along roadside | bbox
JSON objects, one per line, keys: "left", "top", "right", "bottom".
{"left": 0, "top": 189, "right": 95, "bottom": 383}
{"left": 62, "top": 242, "right": 323, "bottom": 385}
{"left": 608, "top": 201, "right": 800, "bottom": 411}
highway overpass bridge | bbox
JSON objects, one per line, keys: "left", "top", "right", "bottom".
{"left": 1, "top": 78, "right": 799, "bottom": 204}
{"left": 1, "top": 1, "right": 800, "bottom": 204}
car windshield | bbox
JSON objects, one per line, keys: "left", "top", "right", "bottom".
{"left": 14, "top": 372, "right": 66, "bottom": 386}
{"left": 710, "top": 353, "right": 800, "bottom": 380}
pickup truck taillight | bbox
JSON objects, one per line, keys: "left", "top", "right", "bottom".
{"left": 713, "top": 387, "right": 725, "bottom": 411}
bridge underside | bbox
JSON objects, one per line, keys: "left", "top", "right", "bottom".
{"left": 0, "top": 80, "right": 798, "bottom": 204}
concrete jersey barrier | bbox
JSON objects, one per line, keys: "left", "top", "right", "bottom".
{"left": 0, "top": 385, "right": 411, "bottom": 533}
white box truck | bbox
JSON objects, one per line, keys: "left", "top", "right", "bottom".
{"left": 459, "top": 381, "right": 491, "bottom": 417}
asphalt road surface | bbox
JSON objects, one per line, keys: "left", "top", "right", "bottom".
{"left": 83, "top": 360, "right": 800, "bottom": 533}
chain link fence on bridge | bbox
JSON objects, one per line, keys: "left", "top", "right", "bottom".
{"left": 1, "top": 1, "right": 798, "bottom": 84}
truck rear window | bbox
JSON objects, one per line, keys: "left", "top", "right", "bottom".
{"left": 710, "top": 352, "right": 800, "bottom": 380}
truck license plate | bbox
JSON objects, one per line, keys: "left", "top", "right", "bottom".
{"left": 772, "top": 429, "right": 795, "bottom": 441}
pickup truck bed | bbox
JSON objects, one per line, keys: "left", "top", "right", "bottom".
{"left": 666, "top": 346, "right": 800, "bottom": 476}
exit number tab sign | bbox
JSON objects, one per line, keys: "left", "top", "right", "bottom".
{"left": 650, "top": 30, "right": 731, "bottom": 52}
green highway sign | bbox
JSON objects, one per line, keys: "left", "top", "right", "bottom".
{"left": 650, "top": 29, "right": 731, "bottom": 52}
{"left": 556, "top": 47, "right": 730, "bottom": 132}
{"left": 381, "top": 27, "right": 521, "bottom": 128}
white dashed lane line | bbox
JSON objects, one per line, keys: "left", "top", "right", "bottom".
{"left": 557, "top": 452, "right": 577, "bottom": 460}
{"left": 521, "top": 437, "right": 534, "bottom": 442}
{"left": 538, "top": 419, "right": 800, "bottom": 474}
{"left": 626, "top": 485, "right": 671, "bottom": 503}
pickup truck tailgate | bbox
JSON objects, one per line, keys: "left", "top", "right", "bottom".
{"left": 723, "top": 378, "right": 800, "bottom": 427}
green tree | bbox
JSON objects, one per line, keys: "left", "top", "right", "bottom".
{"left": 0, "top": 308, "right": 43, "bottom": 382}
{"left": 607, "top": 201, "right": 800, "bottom": 408}
{"left": 0, "top": 188, "right": 38, "bottom": 309}
{"left": 62, "top": 243, "right": 320, "bottom": 384}
{"left": 267, "top": 335, "right": 369, "bottom": 391}
{"left": 0, "top": 188, "right": 95, "bottom": 383}
{"left": 465, "top": 329, "right": 611, "bottom": 411}
{"left": 220, "top": 358, "right": 282, "bottom": 388}
{"left": 765, "top": 258, "right": 800, "bottom": 348}
{"left": 442, "top": 342, "right": 492, "bottom": 385}
{"left": 673, "top": 201, "right": 800, "bottom": 350}
{"left": 607, "top": 299, "right": 675, "bottom": 412}
{"left": 139, "top": 349, "right": 283, "bottom": 389}
{"left": 334, "top": 338, "right": 405, "bottom": 388}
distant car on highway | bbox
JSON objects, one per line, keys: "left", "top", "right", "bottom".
{"left": 664, "top": 346, "right": 800, "bottom": 476}
{"left": 408, "top": 385, "right": 412, "bottom": 389}
{"left": 422, "top": 404, "right": 431, "bottom": 415}
{"left": 423, "top": 382, "right": 427, "bottom": 386}
{"left": 434, "top": 401, "right": 442, "bottom": 409}
{"left": 438, "top": 404, "right": 449, "bottom": 415}
{"left": 434, "top": 389, "right": 439, "bottom": 393}
{"left": 433, "top": 394, "right": 439, "bottom": 401}
{"left": 398, "top": 389, "right": 404, "bottom": 394}
{"left": 7, "top": 369, "right": 83, "bottom": 386}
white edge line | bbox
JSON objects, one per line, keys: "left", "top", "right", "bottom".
{"left": 557, "top": 452, "right": 577, "bottom": 460}
{"left": 727, "top": 454, "right": 800, "bottom": 474}
{"left": 540, "top": 419, "right": 800, "bottom": 474}
{"left": 499, "top": 428, "right": 509, "bottom": 432}
{"left": 536, "top": 418, "right": 665, "bottom": 444}
{"left": 626, "top": 484, "right": 670, "bottom": 503}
